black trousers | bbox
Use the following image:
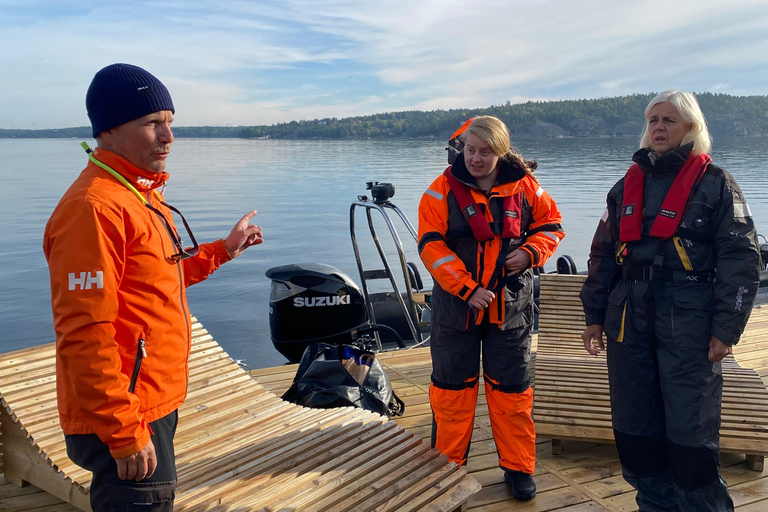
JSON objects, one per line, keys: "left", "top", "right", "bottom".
{"left": 65, "top": 410, "right": 178, "bottom": 512}
{"left": 604, "top": 279, "right": 733, "bottom": 512}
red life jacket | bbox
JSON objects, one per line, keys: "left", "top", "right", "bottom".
{"left": 444, "top": 168, "right": 522, "bottom": 241}
{"left": 619, "top": 153, "right": 711, "bottom": 242}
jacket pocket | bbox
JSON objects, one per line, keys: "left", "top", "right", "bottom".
{"left": 504, "top": 268, "right": 533, "bottom": 300}
{"left": 677, "top": 202, "right": 716, "bottom": 264}
{"left": 670, "top": 283, "right": 714, "bottom": 352}
{"left": 684, "top": 202, "right": 715, "bottom": 235}
{"left": 128, "top": 337, "right": 147, "bottom": 394}
{"left": 431, "top": 285, "right": 470, "bottom": 330}
{"left": 502, "top": 269, "right": 534, "bottom": 330}
{"left": 671, "top": 282, "right": 714, "bottom": 311}
{"left": 604, "top": 280, "right": 628, "bottom": 342}
{"left": 105, "top": 480, "right": 175, "bottom": 509}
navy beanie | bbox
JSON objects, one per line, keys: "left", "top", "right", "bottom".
{"left": 86, "top": 63, "right": 175, "bottom": 138}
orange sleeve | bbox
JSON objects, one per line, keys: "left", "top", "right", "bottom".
{"left": 417, "top": 176, "right": 478, "bottom": 301}
{"left": 151, "top": 190, "right": 232, "bottom": 288}
{"left": 44, "top": 198, "right": 150, "bottom": 459}
{"left": 182, "top": 239, "right": 232, "bottom": 287}
{"left": 518, "top": 177, "right": 565, "bottom": 267}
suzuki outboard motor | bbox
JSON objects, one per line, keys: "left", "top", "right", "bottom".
{"left": 266, "top": 263, "right": 369, "bottom": 363}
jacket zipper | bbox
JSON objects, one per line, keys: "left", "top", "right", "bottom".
{"left": 128, "top": 338, "right": 147, "bottom": 393}
{"left": 176, "top": 260, "right": 191, "bottom": 392}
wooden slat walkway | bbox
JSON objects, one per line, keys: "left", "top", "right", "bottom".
{"left": 0, "top": 320, "right": 479, "bottom": 512}
{"left": 4, "top": 300, "right": 768, "bottom": 511}
{"left": 733, "top": 306, "right": 768, "bottom": 388}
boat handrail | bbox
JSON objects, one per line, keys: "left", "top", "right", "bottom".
{"left": 349, "top": 191, "right": 427, "bottom": 352}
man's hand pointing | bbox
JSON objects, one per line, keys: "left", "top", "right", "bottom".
{"left": 225, "top": 210, "right": 263, "bottom": 258}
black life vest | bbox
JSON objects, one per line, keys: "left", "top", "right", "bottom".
{"left": 619, "top": 152, "right": 711, "bottom": 242}
{"left": 443, "top": 168, "right": 521, "bottom": 242}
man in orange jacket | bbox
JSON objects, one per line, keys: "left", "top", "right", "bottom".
{"left": 43, "top": 63, "right": 264, "bottom": 512}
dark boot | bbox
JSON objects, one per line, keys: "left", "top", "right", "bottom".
{"left": 504, "top": 470, "right": 536, "bottom": 500}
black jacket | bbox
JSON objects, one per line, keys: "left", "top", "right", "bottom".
{"left": 580, "top": 143, "right": 760, "bottom": 345}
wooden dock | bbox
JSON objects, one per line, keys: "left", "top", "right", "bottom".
{"left": 4, "top": 308, "right": 768, "bottom": 511}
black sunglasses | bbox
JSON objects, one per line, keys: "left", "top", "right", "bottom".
{"left": 145, "top": 201, "right": 199, "bottom": 262}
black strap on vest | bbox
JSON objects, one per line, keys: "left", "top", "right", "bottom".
{"left": 485, "top": 237, "right": 527, "bottom": 293}
{"left": 486, "top": 238, "right": 511, "bottom": 293}
{"left": 623, "top": 266, "right": 715, "bottom": 283}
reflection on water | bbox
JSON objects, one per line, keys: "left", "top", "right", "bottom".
{"left": 1, "top": 137, "right": 766, "bottom": 368}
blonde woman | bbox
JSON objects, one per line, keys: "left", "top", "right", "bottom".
{"left": 581, "top": 91, "right": 760, "bottom": 511}
{"left": 418, "top": 116, "right": 564, "bottom": 500}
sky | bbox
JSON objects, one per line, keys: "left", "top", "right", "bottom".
{"left": 2, "top": 0, "right": 768, "bottom": 129}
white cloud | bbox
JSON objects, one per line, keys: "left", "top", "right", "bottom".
{"left": 1, "top": 0, "right": 767, "bottom": 128}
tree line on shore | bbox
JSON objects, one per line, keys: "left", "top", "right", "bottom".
{"left": 3, "top": 92, "right": 767, "bottom": 140}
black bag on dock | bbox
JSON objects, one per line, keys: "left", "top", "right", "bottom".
{"left": 281, "top": 343, "right": 405, "bottom": 417}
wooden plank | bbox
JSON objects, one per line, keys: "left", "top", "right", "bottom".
{"left": 343, "top": 462, "right": 460, "bottom": 512}
{"left": 418, "top": 474, "right": 483, "bottom": 512}
{"left": 1, "top": 408, "right": 90, "bottom": 511}
{"left": 175, "top": 418, "right": 395, "bottom": 510}
{"left": 323, "top": 450, "right": 449, "bottom": 512}
{"left": 291, "top": 439, "right": 437, "bottom": 512}
{"left": 227, "top": 427, "right": 420, "bottom": 510}
{"left": 468, "top": 485, "right": 592, "bottom": 511}
{"left": 391, "top": 469, "right": 476, "bottom": 512}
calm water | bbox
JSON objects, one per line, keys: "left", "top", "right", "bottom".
{"left": 2, "top": 137, "right": 766, "bottom": 369}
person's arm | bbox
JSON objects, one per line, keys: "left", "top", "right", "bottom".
{"left": 580, "top": 182, "right": 623, "bottom": 354}
{"left": 710, "top": 169, "right": 760, "bottom": 347}
{"left": 182, "top": 210, "right": 263, "bottom": 287}
{"left": 44, "top": 202, "right": 150, "bottom": 461}
{"left": 515, "top": 178, "right": 565, "bottom": 269}
{"left": 417, "top": 177, "right": 483, "bottom": 303}
{"left": 579, "top": 182, "right": 623, "bottom": 328}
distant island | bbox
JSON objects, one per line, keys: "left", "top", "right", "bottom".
{"left": 3, "top": 92, "right": 767, "bottom": 139}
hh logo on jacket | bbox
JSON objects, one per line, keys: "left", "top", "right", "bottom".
{"left": 68, "top": 271, "right": 104, "bottom": 291}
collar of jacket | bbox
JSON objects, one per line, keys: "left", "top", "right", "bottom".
{"left": 450, "top": 152, "right": 527, "bottom": 190}
{"left": 91, "top": 147, "right": 170, "bottom": 193}
{"left": 632, "top": 142, "right": 693, "bottom": 176}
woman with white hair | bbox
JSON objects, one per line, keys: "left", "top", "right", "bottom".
{"left": 579, "top": 90, "right": 760, "bottom": 511}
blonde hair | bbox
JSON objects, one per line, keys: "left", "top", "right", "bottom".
{"left": 639, "top": 90, "right": 712, "bottom": 155}
{"left": 461, "top": 116, "right": 536, "bottom": 177}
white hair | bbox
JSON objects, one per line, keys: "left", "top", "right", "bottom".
{"left": 639, "top": 90, "right": 713, "bottom": 155}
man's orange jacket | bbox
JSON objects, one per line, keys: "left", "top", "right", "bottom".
{"left": 43, "top": 148, "right": 232, "bottom": 459}
{"left": 418, "top": 157, "right": 564, "bottom": 326}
